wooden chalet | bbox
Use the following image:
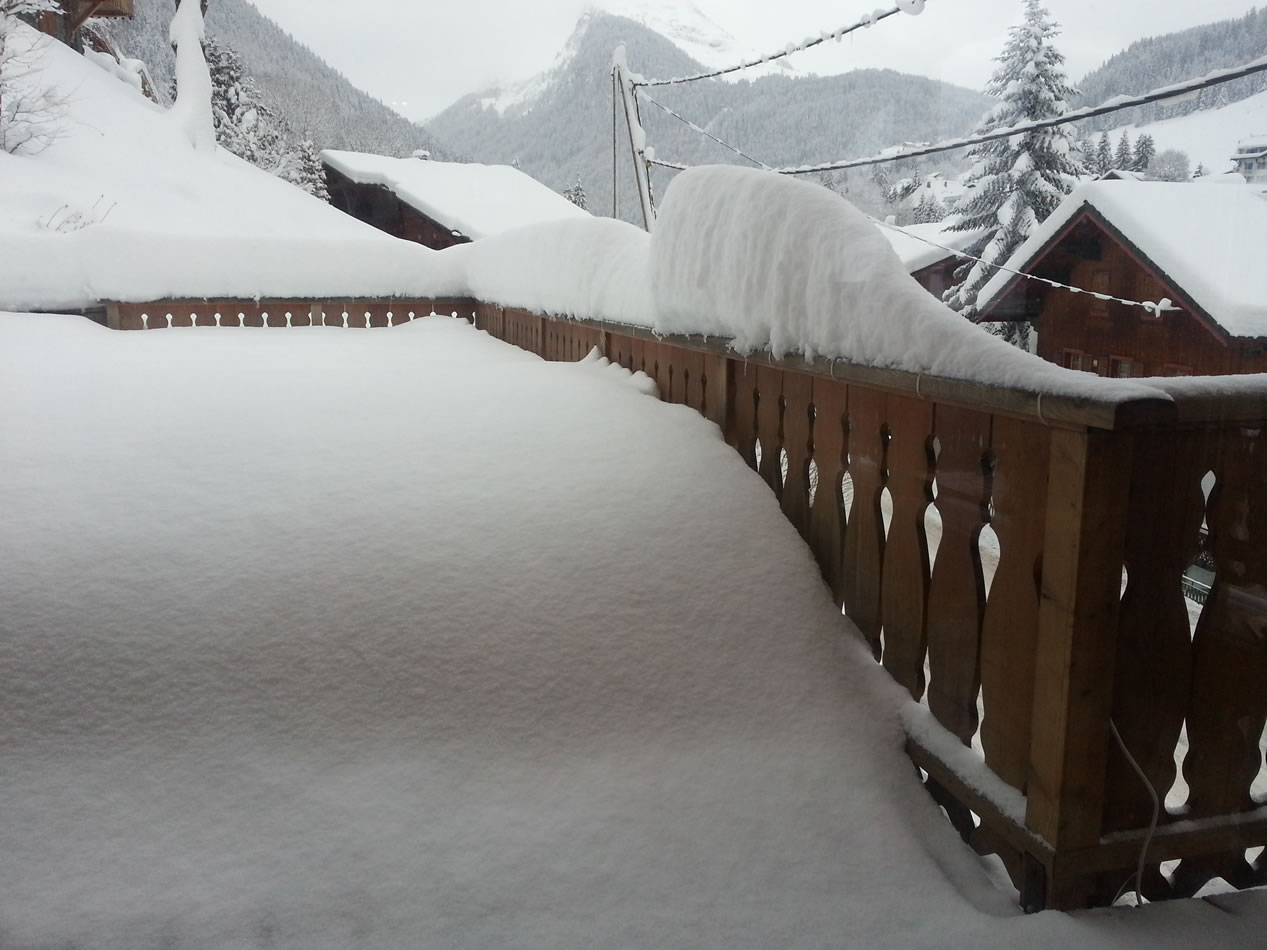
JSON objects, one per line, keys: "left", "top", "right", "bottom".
{"left": 321, "top": 150, "right": 589, "bottom": 250}
{"left": 880, "top": 221, "right": 982, "bottom": 299}
{"left": 36, "top": 1, "right": 134, "bottom": 46}
{"left": 977, "top": 181, "right": 1267, "bottom": 377}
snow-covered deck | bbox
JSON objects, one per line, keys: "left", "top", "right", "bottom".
{"left": 2, "top": 313, "right": 1263, "bottom": 949}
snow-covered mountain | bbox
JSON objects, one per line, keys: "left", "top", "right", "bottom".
{"left": 431, "top": 11, "right": 988, "bottom": 223}
{"left": 486, "top": 2, "right": 796, "bottom": 118}
{"left": 591, "top": 0, "right": 799, "bottom": 80}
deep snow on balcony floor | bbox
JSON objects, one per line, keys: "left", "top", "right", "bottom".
{"left": 0, "top": 314, "right": 1261, "bottom": 950}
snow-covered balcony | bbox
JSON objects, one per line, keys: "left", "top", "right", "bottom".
{"left": 2, "top": 25, "right": 1265, "bottom": 948}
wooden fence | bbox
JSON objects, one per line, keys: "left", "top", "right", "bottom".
{"left": 100, "top": 296, "right": 1266, "bottom": 912}
{"left": 473, "top": 302, "right": 1267, "bottom": 913}
{"left": 103, "top": 298, "right": 476, "bottom": 330}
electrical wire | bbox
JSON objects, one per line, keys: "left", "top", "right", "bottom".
{"left": 646, "top": 54, "right": 1267, "bottom": 174}
{"left": 1109, "top": 719, "right": 1162, "bottom": 908}
{"left": 867, "top": 216, "right": 1181, "bottom": 315}
{"left": 635, "top": 4, "right": 914, "bottom": 88}
{"left": 639, "top": 92, "right": 770, "bottom": 168}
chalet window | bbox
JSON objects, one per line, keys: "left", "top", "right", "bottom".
{"left": 1089, "top": 270, "right": 1111, "bottom": 316}
{"left": 1163, "top": 363, "right": 1193, "bottom": 377}
{"left": 1109, "top": 356, "right": 1134, "bottom": 378}
{"left": 1062, "top": 350, "right": 1097, "bottom": 374}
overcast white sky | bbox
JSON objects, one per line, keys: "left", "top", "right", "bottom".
{"left": 242, "top": 0, "right": 1263, "bottom": 122}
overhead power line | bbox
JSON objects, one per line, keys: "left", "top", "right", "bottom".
{"left": 646, "top": 54, "right": 1267, "bottom": 174}
{"left": 638, "top": 92, "right": 770, "bottom": 168}
{"left": 634, "top": 2, "right": 923, "bottom": 89}
{"left": 868, "top": 217, "right": 1181, "bottom": 316}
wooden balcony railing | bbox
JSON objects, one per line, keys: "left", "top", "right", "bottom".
{"left": 99, "top": 295, "right": 1266, "bottom": 912}
{"left": 472, "top": 302, "right": 1267, "bottom": 913}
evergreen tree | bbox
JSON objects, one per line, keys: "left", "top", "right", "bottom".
{"left": 1133, "top": 133, "right": 1155, "bottom": 172}
{"left": 1192, "top": 162, "right": 1208, "bottom": 178}
{"left": 202, "top": 34, "right": 287, "bottom": 169}
{"left": 884, "top": 173, "right": 924, "bottom": 207}
{"left": 563, "top": 171, "right": 587, "bottom": 210}
{"left": 1114, "top": 130, "right": 1133, "bottom": 170}
{"left": 1094, "top": 131, "right": 1112, "bottom": 176}
{"left": 278, "top": 137, "right": 329, "bottom": 201}
{"left": 912, "top": 192, "right": 948, "bottom": 224}
{"left": 943, "top": 0, "right": 1083, "bottom": 345}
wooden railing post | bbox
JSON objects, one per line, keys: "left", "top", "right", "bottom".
{"left": 1026, "top": 426, "right": 1134, "bottom": 908}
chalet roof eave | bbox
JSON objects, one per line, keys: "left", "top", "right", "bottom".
{"left": 975, "top": 203, "right": 1095, "bottom": 323}
{"left": 1079, "top": 205, "right": 1237, "bottom": 346}
{"left": 978, "top": 203, "right": 1253, "bottom": 346}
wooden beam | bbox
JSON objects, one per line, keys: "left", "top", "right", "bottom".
{"left": 1054, "top": 807, "right": 1267, "bottom": 877}
{"left": 1025, "top": 427, "right": 1134, "bottom": 907}
{"left": 906, "top": 737, "right": 1053, "bottom": 865}
{"left": 68, "top": 1, "right": 109, "bottom": 33}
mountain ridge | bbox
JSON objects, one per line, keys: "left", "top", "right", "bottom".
{"left": 429, "top": 11, "right": 989, "bottom": 222}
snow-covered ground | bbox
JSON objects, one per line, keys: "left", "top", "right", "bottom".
{"left": 2, "top": 312, "right": 1264, "bottom": 949}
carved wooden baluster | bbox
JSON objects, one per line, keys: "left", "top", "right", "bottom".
{"left": 780, "top": 371, "right": 814, "bottom": 542}
{"left": 808, "top": 379, "right": 847, "bottom": 604}
{"left": 1173, "top": 422, "right": 1267, "bottom": 896}
{"left": 649, "top": 343, "right": 670, "bottom": 402}
{"left": 756, "top": 365, "right": 785, "bottom": 500}
{"left": 880, "top": 395, "right": 935, "bottom": 698}
{"left": 1104, "top": 429, "right": 1205, "bottom": 837}
{"left": 978, "top": 416, "right": 1049, "bottom": 793}
{"left": 926, "top": 405, "right": 992, "bottom": 744}
{"left": 701, "top": 354, "right": 729, "bottom": 429}
{"left": 681, "top": 350, "right": 706, "bottom": 414}
{"left": 727, "top": 362, "right": 759, "bottom": 471}
{"left": 841, "top": 387, "right": 887, "bottom": 659}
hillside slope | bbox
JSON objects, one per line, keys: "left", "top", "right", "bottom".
{"left": 98, "top": 0, "right": 451, "bottom": 158}
{"left": 1075, "top": 7, "right": 1267, "bottom": 132}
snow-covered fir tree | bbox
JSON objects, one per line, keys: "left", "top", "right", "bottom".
{"left": 1133, "top": 133, "right": 1155, "bottom": 172}
{"left": 1093, "top": 132, "right": 1112, "bottom": 177}
{"left": 0, "top": 0, "right": 65, "bottom": 153}
{"left": 912, "top": 192, "right": 947, "bottom": 224}
{"left": 201, "top": 33, "right": 288, "bottom": 169}
{"left": 943, "top": 0, "right": 1083, "bottom": 346}
{"left": 563, "top": 172, "right": 587, "bottom": 210}
{"left": 278, "top": 137, "right": 329, "bottom": 201}
{"left": 1114, "top": 131, "right": 1133, "bottom": 171}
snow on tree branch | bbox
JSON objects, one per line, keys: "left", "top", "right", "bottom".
{"left": 0, "top": 1, "right": 67, "bottom": 154}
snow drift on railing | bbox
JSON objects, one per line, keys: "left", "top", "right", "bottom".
{"left": 647, "top": 165, "right": 1162, "bottom": 402}
{"left": 455, "top": 216, "right": 656, "bottom": 329}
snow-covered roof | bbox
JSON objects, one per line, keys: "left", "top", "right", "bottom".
{"left": 321, "top": 150, "right": 589, "bottom": 241}
{"left": 0, "top": 24, "right": 453, "bottom": 311}
{"left": 977, "top": 180, "right": 1267, "bottom": 339}
{"left": 1232, "top": 134, "right": 1267, "bottom": 159}
{"left": 880, "top": 221, "right": 982, "bottom": 274}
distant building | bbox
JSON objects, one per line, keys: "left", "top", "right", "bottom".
{"left": 976, "top": 180, "right": 1267, "bottom": 377}
{"left": 321, "top": 151, "right": 589, "bottom": 250}
{"left": 879, "top": 221, "right": 983, "bottom": 299}
{"left": 34, "top": 1, "right": 134, "bottom": 48}
{"left": 1230, "top": 135, "right": 1267, "bottom": 184}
